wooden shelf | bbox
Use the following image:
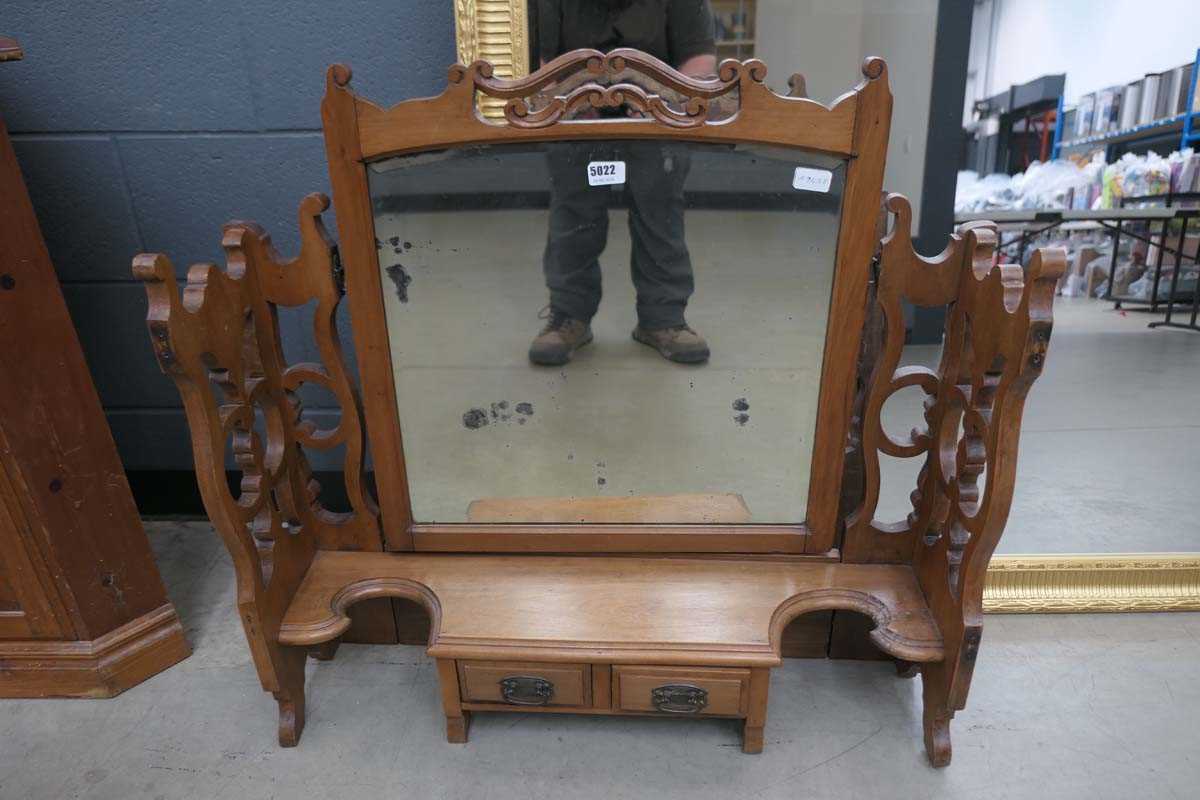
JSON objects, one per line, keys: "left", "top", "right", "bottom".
{"left": 1058, "top": 113, "right": 1186, "bottom": 151}
{"left": 279, "top": 551, "right": 945, "bottom": 665}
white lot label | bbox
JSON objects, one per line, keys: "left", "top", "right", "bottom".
{"left": 587, "top": 161, "right": 626, "bottom": 186}
{"left": 792, "top": 166, "right": 833, "bottom": 193}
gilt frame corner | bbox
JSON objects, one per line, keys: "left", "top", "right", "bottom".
{"left": 455, "top": 0, "right": 531, "bottom": 118}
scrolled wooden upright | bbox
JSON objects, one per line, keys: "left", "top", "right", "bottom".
{"left": 136, "top": 50, "right": 1063, "bottom": 765}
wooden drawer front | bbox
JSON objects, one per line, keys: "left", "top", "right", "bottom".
{"left": 613, "top": 666, "right": 750, "bottom": 717}
{"left": 458, "top": 661, "right": 591, "bottom": 707}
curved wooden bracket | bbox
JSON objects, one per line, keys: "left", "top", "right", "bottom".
{"left": 769, "top": 588, "right": 943, "bottom": 664}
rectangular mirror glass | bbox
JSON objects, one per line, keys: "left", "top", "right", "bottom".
{"left": 368, "top": 140, "right": 846, "bottom": 524}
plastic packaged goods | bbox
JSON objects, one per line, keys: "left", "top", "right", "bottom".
{"left": 1121, "top": 151, "right": 1172, "bottom": 199}
{"left": 955, "top": 149, "right": 1195, "bottom": 213}
{"left": 1127, "top": 270, "right": 1199, "bottom": 301}
{"left": 954, "top": 170, "right": 1016, "bottom": 214}
{"left": 1174, "top": 149, "right": 1199, "bottom": 194}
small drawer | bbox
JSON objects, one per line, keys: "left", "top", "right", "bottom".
{"left": 613, "top": 666, "right": 750, "bottom": 717}
{"left": 457, "top": 661, "right": 591, "bottom": 707}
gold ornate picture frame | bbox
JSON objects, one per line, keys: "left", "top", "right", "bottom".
{"left": 455, "top": 0, "right": 530, "bottom": 118}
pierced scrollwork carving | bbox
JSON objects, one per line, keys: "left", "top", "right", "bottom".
{"left": 135, "top": 193, "right": 382, "bottom": 602}
{"left": 844, "top": 194, "right": 1065, "bottom": 603}
{"left": 339, "top": 53, "right": 880, "bottom": 163}
{"left": 448, "top": 48, "right": 768, "bottom": 128}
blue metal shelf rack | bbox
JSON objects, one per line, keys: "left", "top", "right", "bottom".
{"left": 1052, "top": 49, "right": 1200, "bottom": 160}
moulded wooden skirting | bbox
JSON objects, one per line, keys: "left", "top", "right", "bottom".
{"left": 984, "top": 553, "right": 1200, "bottom": 613}
{"left": 0, "top": 603, "right": 191, "bottom": 698}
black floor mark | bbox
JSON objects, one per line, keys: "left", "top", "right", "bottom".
{"left": 465, "top": 401, "right": 534, "bottom": 431}
{"left": 732, "top": 397, "right": 750, "bottom": 412}
{"left": 735, "top": 413, "right": 750, "bottom": 426}
{"left": 597, "top": 477, "right": 607, "bottom": 486}
{"left": 462, "top": 408, "right": 488, "bottom": 429}
{"left": 385, "top": 264, "right": 411, "bottom": 303}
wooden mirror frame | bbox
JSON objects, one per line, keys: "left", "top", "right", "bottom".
{"left": 320, "top": 49, "right": 892, "bottom": 555}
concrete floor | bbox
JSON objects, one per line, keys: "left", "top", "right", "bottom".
{"left": 4, "top": 295, "right": 1199, "bottom": 796}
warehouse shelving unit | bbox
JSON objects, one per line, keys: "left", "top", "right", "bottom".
{"left": 1053, "top": 48, "right": 1200, "bottom": 161}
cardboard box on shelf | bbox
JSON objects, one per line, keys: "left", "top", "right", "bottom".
{"left": 1147, "top": 234, "right": 1200, "bottom": 266}
{"left": 1114, "top": 263, "right": 1146, "bottom": 297}
{"left": 1086, "top": 261, "right": 1108, "bottom": 297}
{"left": 1072, "top": 246, "right": 1101, "bottom": 276}
{"left": 1057, "top": 245, "right": 1100, "bottom": 294}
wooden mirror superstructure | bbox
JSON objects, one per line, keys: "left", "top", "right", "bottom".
{"left": 331, "top": 49, "right": 891, "bottom": 554}
{"left": 136, "top": 50, "right": 1064, "bottom": 766}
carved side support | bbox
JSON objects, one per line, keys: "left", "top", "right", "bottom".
{"left": 914, "top": 245, "right": 1063, "bottom": 767}
{"left": 843, "top": 194, "right": 1066, "bottom": 765}
{"left": 134, "top": 194, "right": 386, "bottom": 745}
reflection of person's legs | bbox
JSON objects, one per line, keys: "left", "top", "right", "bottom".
{"left": 530, "top": 144, "right": 608, "bottom": 365}
{"left": 625, "top": 142, "right": 709, "bottom": 363}
{"left": 543, "top": 144, "right": 609, "bottom": 322}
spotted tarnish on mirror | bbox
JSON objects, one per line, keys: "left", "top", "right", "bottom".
{"left": 136, "top": 48, "right": 1064, "bottom": 766}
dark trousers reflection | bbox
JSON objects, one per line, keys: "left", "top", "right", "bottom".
{"left": 531, "top": 141, "right": 711, "bottom": 365}
{"left": 544, "top": 141, "right": 693, "bottom": 328}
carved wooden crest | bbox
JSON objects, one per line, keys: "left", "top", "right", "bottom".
{"left": 330, "top": 50, "right": 888, "bottom": 161}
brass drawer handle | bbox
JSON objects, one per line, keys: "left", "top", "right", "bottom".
{"left": 499, "top": 675, "right": 554, "bottom": 705}
{"left": 651, "top": 684, "right": 709, "bottom": 713}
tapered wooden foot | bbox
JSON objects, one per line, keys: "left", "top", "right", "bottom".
{"left": 895, "top": 659, "right": 919, "bottom": 678}
{"left": 446, "top": 713, "right": 470, "bottom": 743}
{"left": 310, "top": 638, "right": 340, "bottom": 661}
{"left": 742, "top": 723, "right": 764, "bottom": 754}
{"left": 273, "top": 647, "right": 307, "bottom": 747}
{"left": 920, "top": 665, "right": 952, "bottom": 767}
{"left": 275, "top": 689, "right": 306, "bottom": 747}
{"left": 923, "top": 710, "right": 952, "bottom": 767}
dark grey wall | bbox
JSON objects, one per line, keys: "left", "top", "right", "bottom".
{"left": 3, "top": 1, "right": 455, "bottom": 470}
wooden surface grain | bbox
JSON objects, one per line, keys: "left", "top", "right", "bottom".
{"left": 279, "top": 551, "right": 943, "bottom": 664}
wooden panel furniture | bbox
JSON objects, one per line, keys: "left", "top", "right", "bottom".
{"left": 0, "top": 38, "right": 190, "bottom": 697}
{"left": 135, "top": 48, "right": 1064, "bottom": 765}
